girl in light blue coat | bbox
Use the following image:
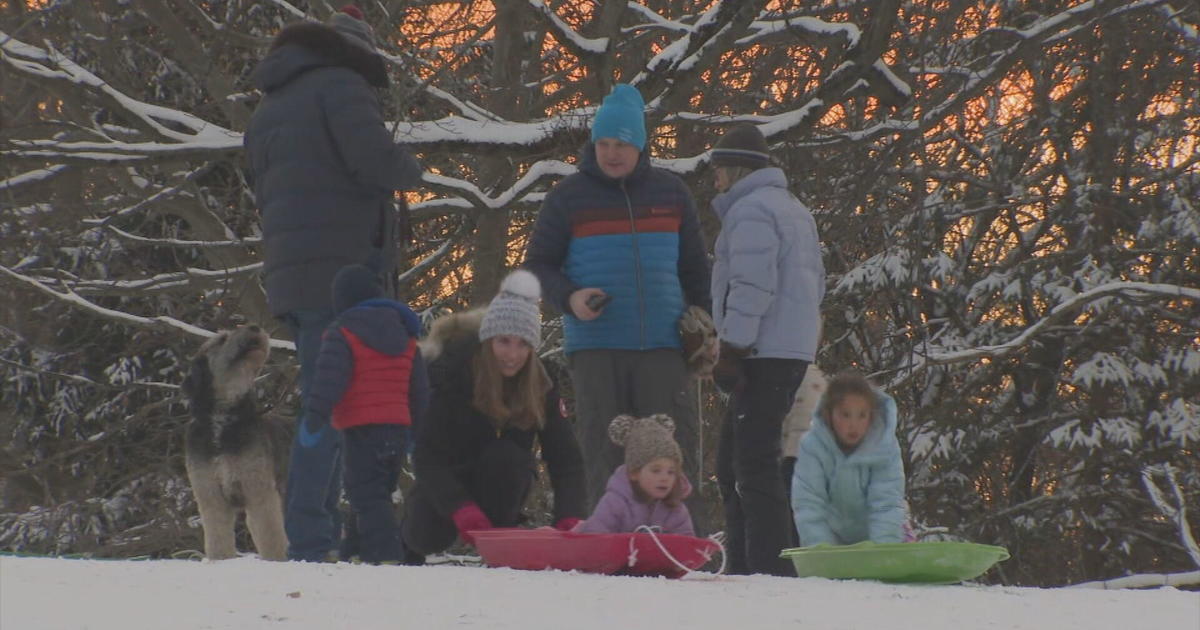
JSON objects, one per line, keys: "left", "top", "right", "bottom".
{"left": 791, "top": 372, "right": 906, "bottom": 546}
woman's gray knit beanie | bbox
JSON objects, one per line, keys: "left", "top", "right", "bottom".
{"left": 479, "top": 270, "right": 542, "bottom": 348}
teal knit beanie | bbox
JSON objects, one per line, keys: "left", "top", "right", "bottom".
{"left": 591, "top": 84, "right": 646, "bottom": 150}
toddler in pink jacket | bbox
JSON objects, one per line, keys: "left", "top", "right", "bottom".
{"left": 576, "top": 414, "right": 695, "bottom": 536}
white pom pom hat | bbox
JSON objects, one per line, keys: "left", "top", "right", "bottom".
{"left": 479, "top": 269, "right": 543, "bottom": 347}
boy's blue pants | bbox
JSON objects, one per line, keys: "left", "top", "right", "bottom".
{"left": 342, "top": 424, "right": 406, "bottom": 563}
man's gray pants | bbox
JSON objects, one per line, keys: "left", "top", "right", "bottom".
{"left": 568, "top": 348, "right": 707, "bottom": 535}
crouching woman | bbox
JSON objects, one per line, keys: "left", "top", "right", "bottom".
{"left": 401, "top": 270, "right": 587, "bottom": 562}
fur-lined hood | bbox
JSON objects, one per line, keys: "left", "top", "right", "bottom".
{"left": 252, "top": 22, "right": 388, "bottom": 91}
{"left": 418, "top": 308, "right": 486, "bottom": 365}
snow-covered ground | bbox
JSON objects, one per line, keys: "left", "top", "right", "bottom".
{"left": 2, "top": 555, "right": 1196, "bottom": 630}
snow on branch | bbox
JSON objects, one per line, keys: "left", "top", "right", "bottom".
{"left": 921, "top": 282, "right": 1200, "bottom": 366}
{"left": 0, "top": 265, "right": 294, "bottom": 352}
{"left": 398, "top": 223, "right": 471, "bottom": 285}
{"left": 757, "top": 98, "right": 830, "bottom": 138}
{"left": 1070, "top": 570, "right": 1200, "bottom": 589}
{"left": 1071, "top": 465, "right": 1200, "bottom": 589}
{"left": 263, "top": 0, "right": 307, "bottom": 20}
{"left": 0, "top": 165, "right": 69, "bottom": 191}
{"left": 1039, "top": 0, "right": 1171, "bottom": 46}
{"left": 1141, "top": 465, "right": 1200, "bottom": 568}
{"left": 98, "top": 225, "right": 261, "bottom": 249}
{"left": 624, "top": 3, "right": 692, "bottom": 34}
{"left": 80, "top": 165, "right": 211, "bottom": 228}
{"left": 654, "top": 6, "right": 906, "bottom": 140}
{"left": 883, "top": 282, "right": 1200, "bottom": 389}
{"left": 416, "top": 153, "right": 708, "bottom": 209}
{"left": 1, "top": 33, "right": 238, "bottom": 146}
{"left": 396, "top": 114, "right": 590, "bottom": 147}
{"left": 8, "top": 137, "right": 242, "bottom": 159}
{"left": 529, "top": 0, "right": 609, "bottom": 55}
{"left": 421, "top": 85, "right": 508, "bottom": 123}
{"left": 635, "top": 3, "right": 731, "bottom": 94}
{"left": 0, "top": 356, "right": 178, "bottom": 392}
{"left": 1160, "top": 3, "right": 1200, "bottom": 45}
{"left": 420, "top": 159, "right": 575, "bottom": 210}
{"left": 736, "top": 14, "right": 861, "bottom": 48}
{"left": 654, "top": 153, "right": 711, "bottom": 177}
{"left": 409, "top": 197, "right": 474, "bottom": 216}
{"left": 35, "top": 263, "right": 263, "bottom": 296}
{"left": 809, "top": 0, "right": 1154, "bottom": 148}
{"left": 872, "top": 59, "right": 912, "bottom": 99}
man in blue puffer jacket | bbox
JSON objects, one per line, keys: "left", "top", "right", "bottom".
{"left": 243, "top": 6, "right": 422, "bottom": 562}
{"left": 524, "top": 84, "right": 711, "bottom": 524}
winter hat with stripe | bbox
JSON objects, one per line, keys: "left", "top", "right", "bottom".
{"left": 479, "top": 270, "right": 542, "bottom": 348}
{"left": 328, "top": 5, "right": 380, "bottom": 57}
{"left": 711, "top": 123, "right": 771, "bottom": 169}
{"left": 591, "top": 84, "right": 647, "bottom": 151}
{"left": 609, "top": 414, "right": 683, "bottom": 472}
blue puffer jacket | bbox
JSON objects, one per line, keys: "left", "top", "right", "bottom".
{"left": 244, "top": 27, "right": 422, "bottom": 316}
{"left": 524, "top": 145, "right": 710, "bottom": 353}
{"left": 791, "top": 390, "right": 906, "bottom": 546}
{"left": 711, "top": 167, "right": 824, "bottom": 360}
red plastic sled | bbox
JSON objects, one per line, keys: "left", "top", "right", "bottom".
{"left": 470, "top": 528, "right": 720, "bottom": 578}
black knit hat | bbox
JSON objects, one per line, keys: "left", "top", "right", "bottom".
{"left": 711, "top": 124, "right": 771, "bottom": 169}
{"left": 332, "top": 264, "right": 383, "bottom": 314}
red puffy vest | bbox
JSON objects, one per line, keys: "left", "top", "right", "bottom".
{"left": 331, "top": 328, "right": 416, "bottom": 430}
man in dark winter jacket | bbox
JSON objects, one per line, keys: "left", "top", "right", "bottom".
{"left": 304, "top": 264, "right": 429, "bottom": 565}
{"left": 523, "top": 84, "right": 711, "bottom": 529}
{"left": 243, "top": 6, "right": 422, "bottom": 562}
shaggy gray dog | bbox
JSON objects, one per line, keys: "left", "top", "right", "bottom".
{"left": 181, "top": 326, "right": 289, "bottom": 561}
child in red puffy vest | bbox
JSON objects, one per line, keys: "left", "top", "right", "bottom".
{"left": 304, "top": 264, "right": 430, "bottom": 564}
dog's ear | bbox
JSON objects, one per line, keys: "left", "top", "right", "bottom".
{"left": 182, "top": 356, "right": 213, "bottom": 407}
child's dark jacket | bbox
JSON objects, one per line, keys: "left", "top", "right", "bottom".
{"left": 308, "top": 299, "right": 429, "bottom": 431}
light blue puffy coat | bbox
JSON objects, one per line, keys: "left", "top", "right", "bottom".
{"left": 711, "top": 167, "right": 824, "bottom": 359}
{"left": 791, "top": 390, "right": 906, "bottom": 546}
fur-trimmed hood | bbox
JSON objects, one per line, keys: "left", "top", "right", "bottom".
{"left": 418, "top": 308, "right": 486, "bottom": 364}
{"left": 253, "top": 22, "right": 388, "bottom": 92}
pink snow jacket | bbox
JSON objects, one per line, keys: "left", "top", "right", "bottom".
{"left": 577, "top": 465, "right": 695, "bottom": 536}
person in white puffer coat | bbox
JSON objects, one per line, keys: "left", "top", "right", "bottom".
{"left": 709, "top": 123, "right": 825, "bottom": 576}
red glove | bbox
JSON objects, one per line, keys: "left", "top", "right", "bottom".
{"left": 554, "top": 517, "right": 582, "bottom": 531}
{"left": 451, "top": 502, "right": 492, "bottom": 545}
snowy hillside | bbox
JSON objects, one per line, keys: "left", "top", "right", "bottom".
{"left": 2, "top": 556, "right": 1196, "bottom": 630}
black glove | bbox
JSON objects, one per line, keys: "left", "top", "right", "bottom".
{"left": 713, "top": 342, "right": 750, "bottom": 394}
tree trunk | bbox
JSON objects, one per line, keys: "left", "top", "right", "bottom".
{"left": 468, "top": 0, "right": 534, "bottom": 306}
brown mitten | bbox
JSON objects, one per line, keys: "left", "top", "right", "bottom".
{"left": 678, "top": 306, "right": 717, "bottom": 378}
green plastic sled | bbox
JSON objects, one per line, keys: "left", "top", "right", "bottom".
{"left": 780, "top": 541, "right": 1010, "bottom": 584}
